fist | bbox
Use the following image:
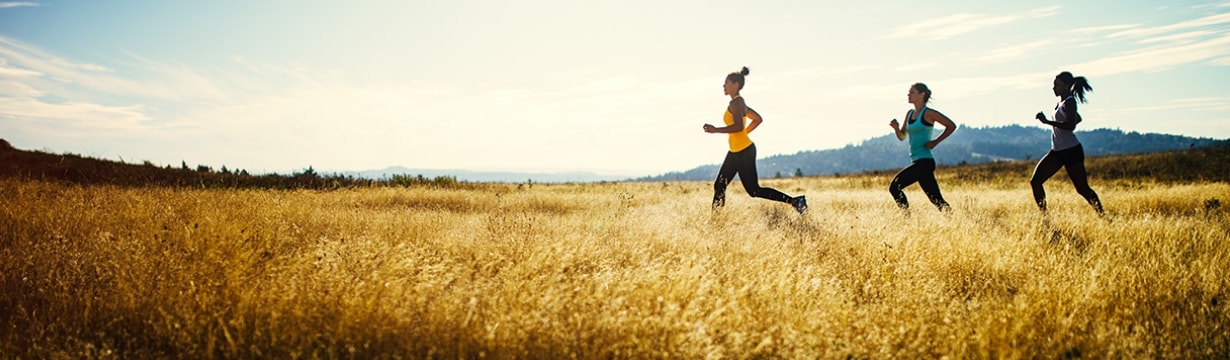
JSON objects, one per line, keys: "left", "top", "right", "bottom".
{"left": 889, "top": 119, "right": 899, "bottom": 128}
{"left": 1035, "top": 112, "right": 1047, "bottom": 121}
{"left": 703, "top": 124, "right": 716, "bottom": 133}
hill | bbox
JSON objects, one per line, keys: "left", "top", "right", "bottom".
{"left": 2, "top": 133, "right": 1227, "bottom": 189}
{"left": 638, "top": 126, "right": 1229, "bottom": 181}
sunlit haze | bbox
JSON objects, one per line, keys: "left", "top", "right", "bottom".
{"left": 2, "top": 1, "right": 1228, "bottom": 177}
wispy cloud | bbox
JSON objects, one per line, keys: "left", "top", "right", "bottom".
{"left": 1118, "top": 96, "right": 1230, "bottom": 112}
{"left": 1076, "top": 32, "right": 1230, "bottom": 76}
{"left": 0, "top": 2, "right": 38, "bottom": 9}
{"left": 0, "top": 36, "right": 241, "bottom": 102}
{"left": 0, "top": 35, "right": 234, "bottom": 138}
{"left": 1138, "top": 30, "right": 1220, "bottom": 44}
{"left": 1071, "top": 24, "right": 1138, "bottom": 34}
{"left": 0, "top": 58, "right": 41, "bottom": 77}
{"left": 1108, "top": 12, "right": 1230, "bottom": 38}
{"left": 888, "top": 6, "right": 1061, "bottom": 41}
{"left": 968, "top": 39, "right": 1059, "bottom": 64}
{"left": 1192, "top": 1, "right": 1230, "bottom": 9}
{"left": 0, "top": 97, "right": 151, "bottom": 134}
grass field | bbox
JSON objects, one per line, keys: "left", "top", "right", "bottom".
{"left": 1, "top": 164, "right": 1228, "bottom": 358}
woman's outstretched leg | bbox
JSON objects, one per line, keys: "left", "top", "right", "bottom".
{"left": 914, "top": 160, "right": 950, "bottom": 211}
{"left": 1062, "top": 150, "right": 1104, "bottom": 215}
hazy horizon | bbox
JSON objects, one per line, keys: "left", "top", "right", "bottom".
{"left": 3, "top": 1, "right": 1229, "bottom": 176}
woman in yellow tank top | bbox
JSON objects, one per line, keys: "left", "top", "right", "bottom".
{"left": 703, "top": 67, "right": 807, "bottom": 214}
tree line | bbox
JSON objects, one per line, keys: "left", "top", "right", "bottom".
{"left": 0, "top": 139, "right": 464, "bottom": 190}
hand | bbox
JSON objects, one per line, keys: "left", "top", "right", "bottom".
{"left": 703, "top": 124, "right": 717, "bottom": 133}
{"left": 889, "top": 119, "right": 899, "bottom": 129}
{"left": 925, "top": 140, "right": 938, "bottom": 149}
{"left": 1035, "top": 112, "right": 1047, "bottom": 122}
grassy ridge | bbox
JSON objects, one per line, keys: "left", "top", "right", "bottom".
{"left": 1, "top": 145, "right": 1228, "bottom": 358}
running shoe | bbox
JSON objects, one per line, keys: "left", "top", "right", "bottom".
{"left": 792, "top": 195, "right": 808, "bottom": 215}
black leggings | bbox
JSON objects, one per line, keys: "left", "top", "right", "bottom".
{"left": 889, "top": 158, "right": 950, "bottom": 211}
{"left": 1030, "top": 144, "right": 1103, "bottom": 213}
{"left": 712, "top": 144, "right": 792, "bottom": 207}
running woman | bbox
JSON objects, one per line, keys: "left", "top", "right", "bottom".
{"left": 1030, "top": 71, "right": 1104, "bottom": 215}
{"left": 887, "top": 83, "right": 956, "bottom": 211}
{"left": 703, "top": 67, "right": 808, "bottom": 214}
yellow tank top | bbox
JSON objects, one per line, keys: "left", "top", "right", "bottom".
{"left": 724, "top": 109, "right": 753, "bottom": 152}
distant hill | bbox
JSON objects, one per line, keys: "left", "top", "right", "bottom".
{"left": 636, "top": 126, "right": 1229, "bottom": 181}
{"left": 4, "top": 128, "right": 1227, "bottom": 188}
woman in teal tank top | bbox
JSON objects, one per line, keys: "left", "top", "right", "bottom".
{"left": 887, "top": 83, "right": 957, "bottom": 212}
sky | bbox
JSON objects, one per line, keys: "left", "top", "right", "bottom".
{"left": 1, "top": 1, "right": 1229, "bottom": 178}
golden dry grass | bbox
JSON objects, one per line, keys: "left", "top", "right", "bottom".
{"left": 1, "top": 175, "right": 1227, "bottom": 358}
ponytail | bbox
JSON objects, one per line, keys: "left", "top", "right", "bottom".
{"left": 1056, "top": 71, "right": 1093, "bottom": 103}
{"left": 1071, "top": 76, "right": 1092, "bottom": 104}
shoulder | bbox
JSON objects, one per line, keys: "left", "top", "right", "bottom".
{"left": 924, "top": 108, "right": 952, "bottom": 124}
{"left": 924, "top": 108, "right": 946, "bottom": 118}
{"left": 1061, "top": 98, "right": 1079, "bottom": 116}
{"left": 1063, "top": 97, "right": 1079, "bottom": 109}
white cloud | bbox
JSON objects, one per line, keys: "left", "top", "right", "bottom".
{"left": 1108, "top": 12, "right": 1230, "bottom": 38}
{"left": 1072, "top": 24, "right": 1139, "bottom": 34}
{"left": 888, "top": 6, "right": 1061, "bottom": 41}
{"left": 0, "top": 36, "right": 228, "bottom": 101}
{"left": 0, "top": 79, "right": 42, "bottom": 97}
{"left": 0, "top": 2, "right": 37, "bottom": 9}
{"left": 1076, "top": 32, "right": 1230, "bottom": 76}
{"left": 1192, "top": 1, "right": 1230, "bottom": 9}
{"left": 0, "top": 97, "right": 150, "bottom": 133}
{"left": 1138, "top": 30, "right": 1220, "bottom": 44}
{"left": 0, "top": 58, "right": 41, "bottom": 77}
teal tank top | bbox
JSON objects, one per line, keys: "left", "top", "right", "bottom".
{"left": 907, "top": 107, "right": 934, "bottom": 161}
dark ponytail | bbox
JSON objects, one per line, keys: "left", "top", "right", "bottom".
{"left": 726, "top": 66, "right": 750, "bottom": 89}
{"left": 1056, "top": 71, "right": 1093, "bottom": 103}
